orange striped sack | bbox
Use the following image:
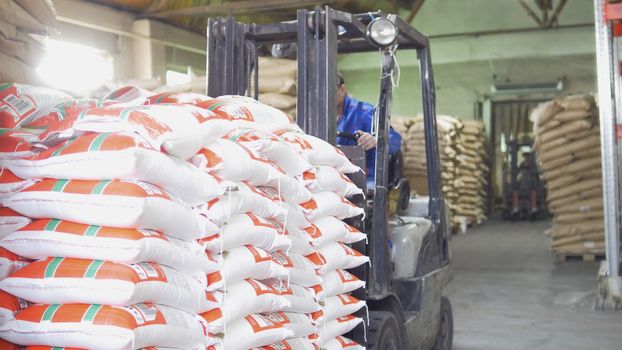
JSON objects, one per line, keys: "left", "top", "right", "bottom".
{"left": 0, "top": 128, "right": 37, "bottom": 160}
{"left": 0, "top": 247, "right": 30, "bottom": 279}
{"left": 0, "top": 303, "right": 215, "bottom": 349}
{"left": 0, "top": 206, "right": 30, "bottom": 239}
{"left": 0, "top": 290, "right": 28, "bottom": 326}
{"left": 320, "top": 294, "right": 365, "bottom": 323}
{"left": 226, "top": 128, "right": 314, "bottom": 178}
{"left": 222, "top": 279, "right": 290, "bottom": 323}
{"left": 323, "top": 336, "right": 365, "bottom": 350}
{"left": 264, "top": 312, "right": 317, "bottom": 340}
{"left": 22, "top": 98, "right": 118, "bottom": 130}
{"left": 304, "top": 216, "right": 366, "bottom": 249}
{"left": 0, "top": 83, "right": 71, "bottom": 129}
{"left": 275, "top": 130, "right": 360, "bottom": 174}
{"left": 203, "top": 182, "right": 287, "bottom": 226}
{"left": 4, "top": 179, "right": 219, "bottom": 240}
{"left": 266, "top": 280, "right": 320, "bottom": 314}
{"left": 7, "top": 133, "right": 227, "bottom": 205}
{"left": 307, "top": 243, "right": 368, "bottom": 275}
{"left": 0, "top": 257, "right": 221, "bottom": 314}
{"left": 0, "top": 338, "right": 19, "bottom": 350}
{"left": 201, "top": 213, "right": 291, "bottom": 253}
{"left": 39, "top": 103, "right": 231, "bottom": 160}
{"left": 318, "top": 315, "right": 363, "bottom": 345}
{"left": 223, "top": 313, "right": 294, "bottom": 349}
{"left": 307, "top": 165, "right": 363, "bottom": 198}
{"left": 1, "top": 219, "right": 220, "bottom": 278}
{"left": 304, "top": 192, "right": 364, "bottom": 221}
{"left": 221, "top": 246, "right": 288, "bottom": 285}
{"left": 253, "top": 338, "right": 318, "bottom": 350}
{"left": 271, "top": 251, "right": 322, "bottom": 288}
{"left": 194, "top": 139, "right": 312, "bottom": 205}
{"left": 316, "top": 270, "right": 365, "bottom": 299}
{"left": 146, "top": 92, "right": 212, "bottom": 105}
{"left": 0, "top": 168, "right": 36, "bottom": 200}
{"left": 197, "top": 95, "right": 299, "bottom": 132}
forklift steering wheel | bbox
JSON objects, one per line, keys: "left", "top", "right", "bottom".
{"left": 337, "top": 131, "right": 361, "bottom": 141}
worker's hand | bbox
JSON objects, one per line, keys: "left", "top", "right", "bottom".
{"left": 356, "top": 131, "right": 376, "bottom": 151}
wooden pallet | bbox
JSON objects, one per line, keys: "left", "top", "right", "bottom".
{"left": 555, "top": 253, "right": 605, "bottom": 263}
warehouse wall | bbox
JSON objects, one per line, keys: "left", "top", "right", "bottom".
{"left": 52, "top": 0, "right": 206, "bottom": 84}
{"left": 338, "top": 0, "right": 596, "bottom": 118}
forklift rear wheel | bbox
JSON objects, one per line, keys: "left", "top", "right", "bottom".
{"left": 433, "top": 296, "right": 453, "bottom": 350}
{"left": 366, "top": 311, "right": 402, "bottom": 350}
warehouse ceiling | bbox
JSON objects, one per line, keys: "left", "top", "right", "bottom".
{"left": 86, "top": 0, "right": 425, "bottom": 34}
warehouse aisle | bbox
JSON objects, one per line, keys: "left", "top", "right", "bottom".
{"left": 446, "top": 219, "right": 621, "bottom": 350}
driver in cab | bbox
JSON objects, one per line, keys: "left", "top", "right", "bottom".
{"left": 335, "top": 73, "right": 402, "bottom": 182}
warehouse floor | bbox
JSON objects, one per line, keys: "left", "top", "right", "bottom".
{"left": 445, "top": 218, "right": 621, "bottom": 350}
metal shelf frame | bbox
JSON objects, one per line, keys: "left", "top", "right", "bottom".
{"left": 595, "top": 0, "right": 622, "bottom": 278}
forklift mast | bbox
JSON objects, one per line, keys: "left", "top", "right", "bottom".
{"left": 206, "top": 7, "right": 447, "bottom": 346}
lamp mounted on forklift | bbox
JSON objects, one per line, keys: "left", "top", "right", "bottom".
{"left": 207, "top": 7, "right": 453, "bottom": 349}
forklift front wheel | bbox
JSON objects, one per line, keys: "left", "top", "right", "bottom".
{"left": 433, "top": 296, "right": 454, "bottom": 350}
{"left": 366, "top": 311, "right": 402, "bottom": 350}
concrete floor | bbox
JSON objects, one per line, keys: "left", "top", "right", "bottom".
{"left": 445, "top": 218, "right": 622, "bottom": 350}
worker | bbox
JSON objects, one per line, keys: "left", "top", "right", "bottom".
{"left": 335, "top": 72, "right": 402, "bottom": 182}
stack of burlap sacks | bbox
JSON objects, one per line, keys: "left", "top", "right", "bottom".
{"left": 455, "top": 120, "right": 489, "bottom": 225}
{"left": 531, "top": 94, "right": 604, "bottom": 256}
{"left": 257, "top": 57, "right": 297, "bottom": 119}
{"left": 394, "top": 115, "right": 488, "bottom": 231}
{"left": 0, "top": 0, "right": 56, "bottom": 84}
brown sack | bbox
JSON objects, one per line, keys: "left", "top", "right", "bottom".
{"left": 551, "top": 219, "right": 605, "bottom": 238}
{"left": 553, "top": 109, "right": 592, "bottom": 123}
{"left": 538, "top": 134, "right": 600, "bottom": 163}
{"left": 538, "top": 119, "right": 593, "bottom": 145}
{"left": 543, "top": 157, "right": 602, "bottom": 181}
{"left": 548, "top": 178, "right": 602, "bottom": 202}
{"left": 532, "top": 99, "right": 563, "bottom": 126}
{"left": 558, "top": 94, "right": 595, "bottom": 111}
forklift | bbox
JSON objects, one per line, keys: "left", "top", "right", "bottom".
{"left": 502, "top": 139, "right": 546, "bottom": 221}
{"left": 206, "top": 7, "right": 453, "bottom": 349}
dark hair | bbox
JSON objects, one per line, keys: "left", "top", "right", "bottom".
{"left": 337, "top": 72, "right": 345, "bottom": 86}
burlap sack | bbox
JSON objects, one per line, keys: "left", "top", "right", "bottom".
{"left": 551, "top": 219, "right": 605, "bottom": 238}
{"left": 558, "top": 94, "right": 595, "bottom": 111}
{"left": 553, "top": 109, "right": 592, "bottom": 123}
{"left": 555, "top": 210, "right": 603, "bottom": 224}
{"left": 258, "top": 75, "right": 296, "bottom": 94}
{"left": 549, "top": 187, "right": 603, "bottom": 212}
{"left": 552, "top": 240, "right": 604, "bottom": 254}
{"left": 0, "top": 0, "right": 46, "bottom": 34}
{"left": 548, "top": 178, "right": 602, "bottom": 202}
{"left": 538, "top": 134, "right": 600, "bottom": 163}
{"left": 555, "top": 197, "right": 603, "bottom": 215}
{"left": 537, "top": 119, "right": 592, "bottom": 144}
{"left": 551, "top": 231, "right": 603, "bottom": 248}
{"left": 543, "top": 157, "right": 601, "bottom": 181}
{"left": 546, "top": 168, "right": 602, "bottom": 191}
{"left": 258, "top": 57, "right": 297, "bottom": 78}
{"left": 539, "top": 154, "right": 573, "bottom": 173}
{"left": 532, "top": 99, "right": 563, "bottom": 126}
{"left": 258, "top": 93, "right": 296, "bottom": 110}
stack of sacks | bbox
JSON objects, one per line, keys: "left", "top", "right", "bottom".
{"left": 0, "top": 0, "right": 56, "bottom": 84}
{"left": 454, "top": 120, "right": 489, "bottom": 225}
{"left": 531, "top": 94, "right": 604, "bottom": 256}
{"left": 196, "top": 94, "right": 367, "bottom": 349}
{"left": 0, "top": 87, "right": 369, "bottom": 349}
{"left": 276, "top": 131, "right": 368, "bottom": 348}
{"left": 0, "top": 97, "right": 231, "bottom": 348}
{"left": 400, "top": 114, "right": 465, "bottom": 231}
{"left": 256, "top": 57, "right": 297, "bottom": 120}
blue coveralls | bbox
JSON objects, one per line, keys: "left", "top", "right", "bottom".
{"left": 336, "top": 95, "right": 402, "bottom": 182}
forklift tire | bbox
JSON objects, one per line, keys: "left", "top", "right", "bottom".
{"left": 433, "top": 297, "right": 453, "bottom": 350}
{"left": 366, "top": 311, "right": 402, "bottom": 350}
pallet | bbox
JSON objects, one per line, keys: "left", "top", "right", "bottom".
{"left": 555, "top": 253, "right": 605, "bottom": 263}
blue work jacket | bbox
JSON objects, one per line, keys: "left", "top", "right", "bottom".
{"left": 336, "top": 95, "right": 402, "bottom": 180}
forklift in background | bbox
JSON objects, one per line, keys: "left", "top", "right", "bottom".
{"left": 206, "top": 8, "right": 453, "bottom": 349}
{"left": 502, "top": 139, "right": 547, "bottom": 221}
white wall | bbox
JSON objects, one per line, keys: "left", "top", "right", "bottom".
{"left": 52, "top": 0, "right": 206, "bottom": 84}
